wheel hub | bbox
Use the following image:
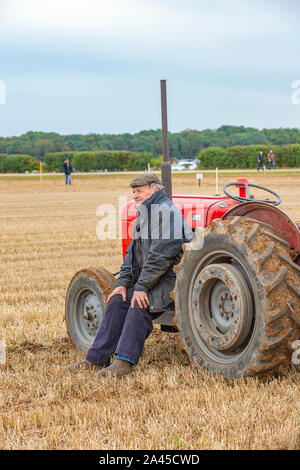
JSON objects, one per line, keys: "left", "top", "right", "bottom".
{"left": 209, "top": 282, "right": 235, "bottom": 333}
{"left": 192, "top": 263, "right": 253, "bottom": 351}
{"left": 82, "top": 293, "right": 101, "bottom": 330}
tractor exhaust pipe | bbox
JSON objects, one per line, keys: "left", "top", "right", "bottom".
{"left": 160, "top": 79, "right": 172, "bottom": 200}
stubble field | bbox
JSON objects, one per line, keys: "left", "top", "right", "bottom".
{"left": 0, "top": 171, "right": 300, "bottom": 450}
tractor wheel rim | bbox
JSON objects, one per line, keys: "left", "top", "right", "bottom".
{"left": 192, "top": 263, "right": 253, "bottom": 351}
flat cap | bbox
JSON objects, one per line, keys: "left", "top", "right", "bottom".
{"left": 129, "top": 172, "right": 162, "bottom": 187}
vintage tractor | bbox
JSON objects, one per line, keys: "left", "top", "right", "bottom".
{"left": 65, "top": 81, "right": 300, "bottom": 378}
{"left": 65, "top": 177, "right": 300, "bottom": 378}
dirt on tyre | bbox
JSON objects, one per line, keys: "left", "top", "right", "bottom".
{"left": 65, "top": 267, "right": 115, "bottom": 350}
{"left": 173, "top": 217, "right": 300, "bottom": 378}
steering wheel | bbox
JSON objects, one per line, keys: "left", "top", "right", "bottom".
{"left": 223, "top": 182, "right": 282, "bottom": 206}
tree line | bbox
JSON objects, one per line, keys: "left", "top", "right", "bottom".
{"left": 1, "top": 126, "right": 300, "bottom": 172}
{"left": 1, "top": 126, "right": 300, "bottom": 160}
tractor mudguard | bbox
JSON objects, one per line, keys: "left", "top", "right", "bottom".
{"left": 223, "top": 201, "right": 300, "bottom": 261}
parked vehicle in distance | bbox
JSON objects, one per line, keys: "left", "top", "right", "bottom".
{"left": 171, "top": 159, "right": 198, "bottom": 170}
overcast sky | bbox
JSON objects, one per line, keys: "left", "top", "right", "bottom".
{"left": 0, "top": 0, "right": 300, "bottom": 137}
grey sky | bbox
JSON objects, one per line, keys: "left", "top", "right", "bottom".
{"left": 0, "top": 0, "right": 300, "bottom": 136}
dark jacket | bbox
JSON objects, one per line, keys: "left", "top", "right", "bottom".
{"left": 115, "top": 189, "right": 193, "bottom": 313}
{"left": 63, "top": 161, "right": 73, "bottom": 175}
{"left": 257, "top": 153, "right": 264, "bottom": 163}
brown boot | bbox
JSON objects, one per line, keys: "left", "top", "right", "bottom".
{"left": 70, "top": 359, "right": 103, "bottom": 371}
{"left": 99, "top": 358, "right": 133, "bottom": 378}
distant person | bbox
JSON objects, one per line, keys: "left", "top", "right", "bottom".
{"left": 63, "top": 159, "right": 73, "bottom": 185}
{"left": 257, "top": 151, "right": 264, "bottom": 171}
{"left": 267, "top": 150, "right": 276, "bottom": 170}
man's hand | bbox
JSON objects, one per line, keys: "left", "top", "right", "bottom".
{"left": 131, "top": 290, "right": 149, "bottom": 309}
{"left": 106, "top": 286, "right": 127, "bottom": 304}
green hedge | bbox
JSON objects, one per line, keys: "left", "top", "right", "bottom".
{"left": 44, "top": 151, "right": 153, "bottom": 172}
{"left": 198, "top": 144, "right": 300, "bottom": 169}
{"left": 0, "top": 154, "right": 40, "bottom": 173}
{"left": 2, "top": 144, "right": 299, "bottom": 173}
{"left": 43, "top": 152, "right": 74, "bottom": 172}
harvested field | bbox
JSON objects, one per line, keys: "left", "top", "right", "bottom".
{"left": 0, "top": 171, "right": 300, "bottom": 450}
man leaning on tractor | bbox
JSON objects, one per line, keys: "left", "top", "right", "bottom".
{"left": 73, "top": 172, "right": 193, "bottom": 377}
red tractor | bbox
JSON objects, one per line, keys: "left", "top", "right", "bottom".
{"left": 65, "top": 178, "right": 300, "bottom": 378}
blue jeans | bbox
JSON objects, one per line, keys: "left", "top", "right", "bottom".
{"left": 268, "top": 161, "right": 275, "bottom": 169}
{"left": 65, "top": 174, "right": 71, "bottom": 185}
{"left": 86, "top": 287, "right": 161, "bottom": 366}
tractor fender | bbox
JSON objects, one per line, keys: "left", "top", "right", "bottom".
{"left": 223, "top": 201, "right": 300, "bottom": 261}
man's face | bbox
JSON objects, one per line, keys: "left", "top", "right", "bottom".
{"left": 132, "top": 185, "right": 159, "bottom": 207}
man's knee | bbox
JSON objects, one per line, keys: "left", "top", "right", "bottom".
{"left": 105, "top": 293, "right": 131, "bottom": 317}
{"left": 106, "top": 294, "right": 125, "bottom": 309}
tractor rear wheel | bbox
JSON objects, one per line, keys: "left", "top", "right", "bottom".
{"left": 65, "top": 267, "right": 115, "bottom": 350}
{"left": 173, "top": 217, "right": 300, "bottom": 378}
